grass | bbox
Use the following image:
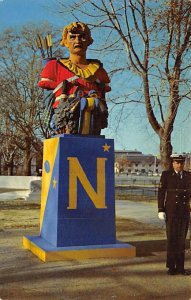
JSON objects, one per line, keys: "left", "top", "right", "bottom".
{"left": 0, "top": 199, "right": 164, "bottom": 242}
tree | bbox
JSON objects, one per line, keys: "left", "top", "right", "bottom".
{"left": 56, "top": 0, "right": 191, "bottom": 169}
{"left": 115, "top": 157, "right": 132, "bottom": 173}
{"left": 0, "top": 23, "right": 56, "bottom": 175}
{"left": 0, "top": 116, "right": 21, "bottom": 175}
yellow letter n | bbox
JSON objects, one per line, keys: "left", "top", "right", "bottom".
{"left": 67, "top": 157, "right": 107, "bottom": 209}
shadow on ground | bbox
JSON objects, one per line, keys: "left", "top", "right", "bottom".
{"left": 129, "top": 239, "right": 166, "bottom": 256}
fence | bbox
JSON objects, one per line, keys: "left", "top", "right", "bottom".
{"left": 115, "top": 174, "right": 160, "bottom": 200}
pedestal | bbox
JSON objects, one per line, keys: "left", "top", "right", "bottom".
{"left": 23, "top": 135, "right": 135, "bottom": 261}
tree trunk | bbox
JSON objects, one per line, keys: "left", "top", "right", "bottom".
{"left": 7, "top": 166, "right": 13, "bottom": 176}
{"left": 23, "top": 148, "right": 32, "bottom": 176}
{"left": 159, "top": 133, "right": 173, "bottom": 170}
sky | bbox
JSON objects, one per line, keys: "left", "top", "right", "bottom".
{"left": 0, "top": 0, "right": 58, "bottom": 29}
{"left": 0, "top": 0, "right": 191, "bottom": 155}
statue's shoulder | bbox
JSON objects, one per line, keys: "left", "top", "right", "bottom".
{"left": 42, "top": 57, "right": 58, "bottom": 69}
{"left": 87, "top": 59, "right": 103, "bottom": 67}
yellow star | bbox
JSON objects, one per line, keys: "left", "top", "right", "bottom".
{"left": 102, "top": 143, "right": 111, "bottom": 152}
{"left": 52, "top": 177, "right": 57, "bottom": 188}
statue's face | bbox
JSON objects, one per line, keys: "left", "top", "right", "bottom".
{"left": 65, "top": 30, "right": 89, "bottom": 55}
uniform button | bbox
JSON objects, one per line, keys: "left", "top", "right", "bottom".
{"left": 184, "top": 196, "right": 186, "bottom": 198}
{"left": 176, "top": 202, "right": 178, "bottom": 204}
{"left": 176, "top": 195, "right": 178, "bottom": 197}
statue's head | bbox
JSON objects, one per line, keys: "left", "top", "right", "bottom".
{"left": 60, "top": 22, "right": 93, "bottom": 52}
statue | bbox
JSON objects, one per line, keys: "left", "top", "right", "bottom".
{"left": 23, "top": 23, "right": 135, "bottom": 261}
{"left": 38, "top": 22, "right": 111, "bottom": 136}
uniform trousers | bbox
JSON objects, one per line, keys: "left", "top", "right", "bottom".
{"left": 166, "top": 215, "right": 189, "bottom": 271}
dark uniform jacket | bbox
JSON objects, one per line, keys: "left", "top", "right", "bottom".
{"left": 158, "top": 170, "right": 191, "bottom": 219}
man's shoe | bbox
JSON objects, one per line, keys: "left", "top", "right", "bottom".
{"left": 167, "top": 268, "right": 177, "bottom": 275}
{"left": 177, "top": 269, "right": 190, "bottom": 275}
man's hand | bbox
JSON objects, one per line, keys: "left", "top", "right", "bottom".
{"left": 158, "top": 212, "right": 166, "bottom": 220}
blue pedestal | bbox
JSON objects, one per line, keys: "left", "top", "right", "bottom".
{"left": 23, "top": 135, "right": 136, "bottom": 261}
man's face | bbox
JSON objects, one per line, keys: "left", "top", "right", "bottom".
{"left": 65, "top": 31, "right": 89, "bottom": 55}
{"left": 172, "top": 160, "right": 185, "bottom": 172}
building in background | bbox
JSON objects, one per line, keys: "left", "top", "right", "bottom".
{"left": 115, "top": 150, "right": 161, "bottom": 175}
{"left": 184, "top": 153, "right": 191, "bottom": 171}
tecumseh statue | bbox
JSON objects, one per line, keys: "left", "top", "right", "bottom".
{"left": 38, "top": 22, "right": 111, "bottom": 136}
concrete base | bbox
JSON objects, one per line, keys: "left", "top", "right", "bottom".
{"left": 23, "top": 235, "right": 136, "bottom": 262}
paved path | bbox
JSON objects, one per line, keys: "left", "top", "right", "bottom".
{"left": 1, "top": 200, "right": 191, "bottom": 299}
{"left": 116, "top": 200, "right": 165, "bottom": 228}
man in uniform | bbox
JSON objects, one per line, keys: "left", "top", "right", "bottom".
{"left": 158, "top": 153, "right": 191, "bottom": 275}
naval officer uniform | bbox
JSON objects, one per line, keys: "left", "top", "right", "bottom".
{"left": 158, "top": 154, "right": 191, "bottom": 275}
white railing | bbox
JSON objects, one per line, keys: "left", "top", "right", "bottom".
{"left": 0, "top": 176, "right": 41, "bottom": 200}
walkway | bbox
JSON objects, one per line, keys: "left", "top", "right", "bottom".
{"left": 116, "top": 200, "right": 165, "bottom": 228}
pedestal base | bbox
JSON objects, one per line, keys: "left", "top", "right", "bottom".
{"left": 23, "top": 235, "right": 136, "bottom": 262}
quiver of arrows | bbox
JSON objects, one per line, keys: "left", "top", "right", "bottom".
{"left": 36, "top": 33, "right": 53, "bottom": 59}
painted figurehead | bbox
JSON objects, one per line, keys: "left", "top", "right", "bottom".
{"left": 38, "top": 21, "right": 110, "bottom": 136}
{"left": 60, "top": 22, "right": 93, "bottom": 58}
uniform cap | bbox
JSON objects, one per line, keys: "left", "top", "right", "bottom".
{"left": 170, "top": 153, "right": 186, "bottom": 162}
